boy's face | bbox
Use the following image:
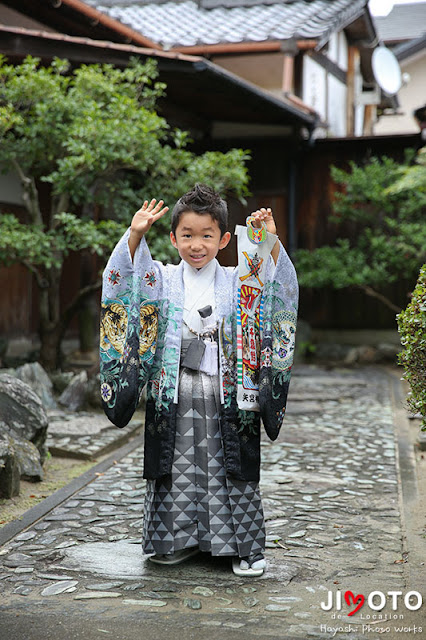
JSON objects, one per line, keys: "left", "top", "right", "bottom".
{"left": 170, "top": 211, "right": 231, "bottom": 269}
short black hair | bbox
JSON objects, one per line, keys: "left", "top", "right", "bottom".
{"left": 171, "top": 184, "right": 228, "bottom": 236}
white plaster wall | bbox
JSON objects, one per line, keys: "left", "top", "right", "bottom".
{"left": 326, "top": 31, "right": 348, "bottom": 70}
{"left": 328, "top": 74, "right": 347, "bottom": 136}
{"left": 303, "top": 56, "right": 327, "bottom": 122}
{"left": 338, "top": 31, "right": 348, "bottom": 71}
{"left": 328, "top": 32, "right": 339, "bottom": 65}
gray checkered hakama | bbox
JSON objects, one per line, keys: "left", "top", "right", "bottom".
{"left": 142, "top": 343, "right": 265, "bottom": 558}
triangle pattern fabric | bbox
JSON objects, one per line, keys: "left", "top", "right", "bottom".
{"left": 142, "top": 362, "right": 265, "bottom": 559}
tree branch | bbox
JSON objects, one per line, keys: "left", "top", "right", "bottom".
{"left": 61, "top": 279, "right": 102, "bottom": 329}
{"left": 356, "top": 285, "right": 402, "bottom": 313}
{"left": 51, "top": 192, "right": 70, "bottom": 228}
{"left": 12, "top": 158, "right": 43, "bottom": 225}
{"left": 22, "top": 259, "right": 47, "bottom": 290}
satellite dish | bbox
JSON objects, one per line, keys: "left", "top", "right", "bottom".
{"left": 371, "top": 46, "right": 402, "bottom": 96}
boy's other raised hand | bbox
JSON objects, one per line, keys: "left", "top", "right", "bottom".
{"left": 250, "top": 207, "right": 280, "bottom": 264}
{"left": 131, "top": 199, "right": 169, "bottom": 239}
{"left": 250, "top": 207, "right": 277, "bottom": 236}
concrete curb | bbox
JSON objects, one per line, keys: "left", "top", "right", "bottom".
{"left": 0, "top": 434, "right": 144, "bottom": 547}
{"left": 387, "top": 368, "right": 418, "bottom": 505}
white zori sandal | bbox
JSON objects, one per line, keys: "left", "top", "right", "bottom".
{"left": 232, "top": 554, "right": 266, "bottom": 577}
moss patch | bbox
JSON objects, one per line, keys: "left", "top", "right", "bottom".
{"left": 0, "top": 456, "right": 98, "bottom": 527}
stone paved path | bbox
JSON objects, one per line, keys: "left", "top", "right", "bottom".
{"left": 46, "top": 411, "right": 144, "bottom": 459}
{"left": 0, "top": 366, "right": 424, "bottom": 640}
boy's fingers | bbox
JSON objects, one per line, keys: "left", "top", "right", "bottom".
{"left": 136, "top": 199, "right": 167, "bottom": 216}
{"left": 152, "top": 199, "right": 164, "bottom": 212}
{"left": 147, "top": 198, "right": 158, "bottom": 212}
{"left": 136, "top": 200, "right": 149, "bottom": 214}
{"left": 152, "top": 206, "right": 169, "bottom": 221}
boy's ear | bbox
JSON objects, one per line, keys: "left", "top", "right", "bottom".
{"left": 219, "top": 231, "right": 231, "bottom": 250}
{"left": 170, "top": 231, "right": 178, "bottom": 249}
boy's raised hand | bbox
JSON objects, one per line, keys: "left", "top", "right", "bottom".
{"left": 129, "top": 198, "right": 169, "bottom": 261}
{"left": 250, "top": 207, "right": 277, "bottom": 236}
{"left": 131, "top": 199, "right": 169, "bottom": 238}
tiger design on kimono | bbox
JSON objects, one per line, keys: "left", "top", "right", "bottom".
{"left": 100, "top": 302, "right": 158, "bottom": 356}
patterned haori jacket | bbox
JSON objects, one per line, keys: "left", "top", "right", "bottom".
{"left": 100, "top": 229, "right": 298, "bottom": 482}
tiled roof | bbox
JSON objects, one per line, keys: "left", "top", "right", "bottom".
{"left": 83, "top": 0, "right": 366, "bottom": 48}
{"left": 373, "top": 2, "right": 426, "bottom": 44}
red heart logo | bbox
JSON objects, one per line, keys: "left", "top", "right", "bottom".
{"left": 345, "top": 590, "right": 365, "bottom": 616}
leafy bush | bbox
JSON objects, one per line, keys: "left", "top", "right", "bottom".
{"left": 397, "top": 264, "right": 426, "bottom": 430}
{"left": 296, "top": 153, "right": 426, "bottom": 313}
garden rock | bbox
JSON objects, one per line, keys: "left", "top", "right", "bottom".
{"left": 314, "top": 342, "right": 351, "bottom": 362}
{"left": 49, "top": 371, "right": 74, "bottom": 395}
{"left": 58, "top": 371, "right": 88, "bottom": 412}
{"left": 15, "top": 362, "right": 57, "bottom": 410}
{"left": 87, "top": 373, "right": 102, "bottom": 410}
{"left": 11, "top": 434, "right": 44, "bottom": 481}
{"left": 0, "top": 374, "right": 48, "bottom": 463}
{"left": 377, "top": 342, "right": 399, "bottom": 362}
{"left": 0, "top": 432, "right": 20, "bottom": 498}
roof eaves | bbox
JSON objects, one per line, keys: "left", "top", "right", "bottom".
{"left": 0, "top": 23, "right": 193, "bottom": 62}
{"left": 314, "top": 0, "right": 368, "bottom": 50}
{"left": 171, "top": 38, "right": 318, "bottom": 55}
{"left": 344, "top": 3, "right": 379, "bottom": 48}
{"left": 393, "top": 33, "right": 426, "bottom": 61}
{"left": 62, "top": 0, "right": 162, "bottom": 48}
{"left": 0, "top": 24, "right": 316, "bottom": 129}
{"left": 2, "top": 0, "right": 162, "bottom": 50}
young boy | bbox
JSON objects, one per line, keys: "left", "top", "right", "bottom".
{"left": 100, "top": 184, "right": 298, "bottom": 576}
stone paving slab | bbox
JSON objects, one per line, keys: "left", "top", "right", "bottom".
{"left": 46, "top": 410, "right": 144, "bottom": 460}
{"left": 0, "top": 366, "right": 424, "bottom": 640}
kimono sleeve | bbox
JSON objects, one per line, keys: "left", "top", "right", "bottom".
{"left": 100, "top": 230, "right": 163, "bottom": 428}
{"left": 259, "top": 243, "right": 298, "bottom": 440}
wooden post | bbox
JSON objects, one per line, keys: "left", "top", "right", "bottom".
{"left": 363, "top": 104, "right": 376, "bottom": 135}
{"left": 282, "top": 54, "right": 294, "bottom": 93}
{"left": 346, "top": 46, "right": 359, "bottom": 136}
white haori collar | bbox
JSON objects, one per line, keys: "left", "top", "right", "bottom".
{"left": 182, "top": 258, "right": 217, "bottom": 336}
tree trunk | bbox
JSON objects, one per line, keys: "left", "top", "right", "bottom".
{"left": 78, "top": 251, "right": 96, "bottom": 353}
{"left": 78, "top": 300, "right": 96, "bottom": 353}
{"left": 37, "top": 268, "right": 66, "bottom": 371}
{"left": 38, "top": 319, "right": 65, "bottom": 371}
{"left": 37, "top": 264, "right": 102, "bottom": 370}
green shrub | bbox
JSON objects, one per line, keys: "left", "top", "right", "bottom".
{"left": 397, "top": 264, "right": 426, "bottom": 430}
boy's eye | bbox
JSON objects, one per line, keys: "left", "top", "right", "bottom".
{"left": 204, "top": 234, "right": 212, "bottom": 238}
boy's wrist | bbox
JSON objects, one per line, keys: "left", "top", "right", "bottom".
{"left": 128, "top": 228, "right": 144, "bottom": 262}
{"left": 130, "top": 228, "right": 144, "bottom": 241}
